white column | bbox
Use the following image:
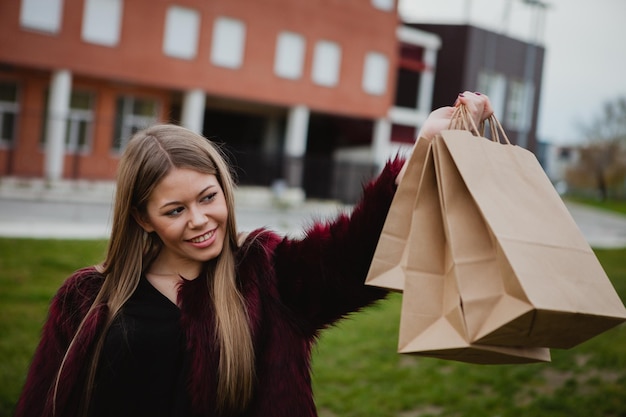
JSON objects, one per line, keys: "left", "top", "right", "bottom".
{"left": 283, "top": 105, "right": 310, "bottom": 187}
{"left": 417, "top": 47, "right": 438, "bottom": 114}
{"left": 285, "top": 105, "right": 309, "bottom": 158}
{"left": 180, "top": 88, "right": 206, "bottom": 134}
{"left": 372, "top": 118, "right": 392, "bottom": 170}
{"left": 44, "top": 70, "right": 72, "bottom": 182}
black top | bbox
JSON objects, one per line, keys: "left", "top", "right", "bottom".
{"left": 89, "top": 277, "right": 191, "bottom": 417}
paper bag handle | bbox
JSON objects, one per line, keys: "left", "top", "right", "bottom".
{"left": 450, "top": 105, "right": 511, "bottom": 145}
{"left": 449, "top": 104, "right": 482, "bottom": 135}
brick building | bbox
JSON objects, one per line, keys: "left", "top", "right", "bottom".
{"left": 0, "top": 0, "right": 441, "bottom": 202}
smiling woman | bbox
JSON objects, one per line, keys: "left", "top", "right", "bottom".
{"left": 135, "top": 169, "right": 229, "bottom": 286}
{"left": 13, "top": 93, "right": 495, "bottom": 417}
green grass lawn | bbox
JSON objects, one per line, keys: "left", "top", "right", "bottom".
{"left": 566, "top": 196, "right": 626, "bottom": 216}
{"left": 0, "top": 239, "right": 108, "bottom": 416}
{"left": 1, "top": 238, "right": 625, "bottom": 417}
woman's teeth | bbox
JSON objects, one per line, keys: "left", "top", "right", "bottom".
{"left": 190, "top": 230, "right": 214, "bottom": 243}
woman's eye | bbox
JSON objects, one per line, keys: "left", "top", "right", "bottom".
{"left": 202, "top": 192, "right": 218, "bottom": 203}
{"left": 165, "top": 207, "right": 184, "bottom": 216}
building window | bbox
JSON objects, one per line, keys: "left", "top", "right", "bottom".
{"left": 477, "top": 71, "right": 506, "bottom": 120}
{"left": 40, "top": 90, "right": 94, "bottom": 153}
{"left": 65, "top": 91, "right": 94, "bottom": 153}
{"left": 112, "top": 96, "right": 158, "bottom": 152}
{"left": 210, "top": 17, "right": 246, "bottom": 69}
{"left": 394, "top": 43, "right": 423, "bottom": 108}
{"left": 362, "top": 52, "right": 389, "bottom": 96}
{"left": 20, "top": 0, "right": 63, "bottom": 34}
{"left": 163, "top": 6, "right": 200, "bottom": 60}
{"left": 0, "top": 82, "right": 19, "bottom": 147}
{"left": 312, "top": 40, "right": 341, "bottom": 87}
{"left": 81, "top": 0, "right": 122, "bottom": 46}
{"left": 274, "top": 32, "right": 306, "bottom": 80}
{"left": 371, "top": 0, "right": 395, "bottom": 11}
{"left": 506, "top": 79, "right": 534, "bottom": 131}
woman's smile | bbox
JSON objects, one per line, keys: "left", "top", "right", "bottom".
{"left": 187, "top": 229, "right": 217, "bottom": 246}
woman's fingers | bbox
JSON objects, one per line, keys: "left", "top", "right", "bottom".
{"left": 417, "top": 92, "right": 494, "bottom": 141}
{"left": 455, "top": 91, "right": 494, "bottom": 124}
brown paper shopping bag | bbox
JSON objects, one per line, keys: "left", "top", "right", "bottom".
{"left": 398, "top": 143, "right": 550, "bottom": 364}
{"left": 433, "top": 114, "right": 626, "bottom": 349}
{"left": 365, "top": 137, "right": 431, "bottom": 291}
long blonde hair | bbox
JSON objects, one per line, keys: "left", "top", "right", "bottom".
{"left": 53, "top": 124, "right": 255, "bottom": 415}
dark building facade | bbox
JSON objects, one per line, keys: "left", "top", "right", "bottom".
{"left": 409, "top": 23, "right": 545, "bottom": 153}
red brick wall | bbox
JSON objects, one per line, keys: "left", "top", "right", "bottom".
{"left": 0, "top": 0, "right": 398, "bottom": 118}
{"left": 0, "top": 68, "right": 170, "bottom": 179}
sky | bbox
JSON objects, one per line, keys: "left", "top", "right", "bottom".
{"left": 398, "top": 0, "right": 626, "bottom": 145}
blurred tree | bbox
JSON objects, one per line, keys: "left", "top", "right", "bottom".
{"left": 566, "top": 96, "right": 626, "bottom": 200}
{"left": 580, "top": 96, "right": 626, "bottom": 145}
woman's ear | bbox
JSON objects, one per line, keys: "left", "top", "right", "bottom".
{"left": 132, "top": 208, "right": 154, "bottom": 233}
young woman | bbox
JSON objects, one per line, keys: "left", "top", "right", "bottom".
{"left": 14, "top": 93, "right": 492, "bottom": 417}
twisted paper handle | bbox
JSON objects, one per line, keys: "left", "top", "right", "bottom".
{"left": 449, "top": 104, "right": 511, "bottom": 145}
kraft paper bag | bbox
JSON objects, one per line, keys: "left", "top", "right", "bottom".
{"left": 398, "top": 143, "right": 551, "bottom": 364}
{"left": 433, "top": 120, "right": 626, "bottom": 349}
{"left": 365, "top": 137, "right": 431, "bottom": 291}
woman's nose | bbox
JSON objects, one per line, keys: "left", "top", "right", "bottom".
{"left": 187, "top": 205, "right": 208, "bottom": 228}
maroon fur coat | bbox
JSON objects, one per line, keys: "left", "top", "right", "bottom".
{"left": 14, "top": 159, "right": 403, "bottom": 417}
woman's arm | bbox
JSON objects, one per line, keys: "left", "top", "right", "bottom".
{"left": 272, "top": 158, "right": 403, "bottom": 335}
{"left": 270, "top": 92, "right": 494, "bottom": 335}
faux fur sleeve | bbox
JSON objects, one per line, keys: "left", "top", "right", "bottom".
{"left": 14, "top": 267, "right": 104, "bottom": 417}
{"left": 272, "top": 158, "right": 403, "bottom": 335}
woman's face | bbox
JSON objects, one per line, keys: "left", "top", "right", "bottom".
{"left": 137, "top": 167, "right": 229, "bottom": 275}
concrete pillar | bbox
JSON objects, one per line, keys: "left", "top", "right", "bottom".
{"left": 417, "top": 47, "right": 438, "bottom": 114}
{"left": 283, "top": 105, "right": 310, "bottom": 187}
{"left": 181, "top": 88, "right": 206, "bottom": 134}
{"left": 44, "top": 69, "right": 72, "bottom": 182}
{"left": 372, "top": 118, "right": 392, "bottom": 171}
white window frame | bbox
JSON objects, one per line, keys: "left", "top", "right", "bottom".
{"left": 210, "top": 17, "right": 246, "bottom": 69}
{"left": 371, "top": 0, "right": 395, "bottom": 12}
{"left": 477, "top": 70, "right": 507, "bottom": 120}
{"left": 20, "top": 0, "right": 64, "bottom": 34}
{"left": 274, "top": 32, "right": 306, "bottom": 80}
{"left": 362, "top": 52, "right": 389, "bottom": 96}
{"left": 81, "top": 0, "right": 122, "bottom": 46}
{"left": 0, "top": 82, "right": 20, "bottom": 147}
{"left": 113, "top": 96, "right": 159, "bottom": 152}
{"left": 312, "top": 40, "right": 342, "bottom": 87}
{"left": 506, "top": 79, "right": 534, "bottom": 131}
{"left": 65, "top": 91, "right": 95, "bottom": 154}
{"left": 163, "top": 6, "right": 200, "bottom": 60}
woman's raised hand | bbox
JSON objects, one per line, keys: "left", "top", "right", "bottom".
{"left": 395, "top": 91, "right": 493, "bottom": 184}
{"left": 418, "top": 91, "right": 494, "bottom": 141}
{"left": 454, "top": 91, "right": 494, "bottom": 131}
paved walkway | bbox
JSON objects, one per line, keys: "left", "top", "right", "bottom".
{"left": 561, "top": 202, "right": 626, "bottom": 249}
{"left": 0, "top": 181, "right": 348, "bottom": 240}
{"left": 1, "top": 181, "right": 626, "bottom": 249}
